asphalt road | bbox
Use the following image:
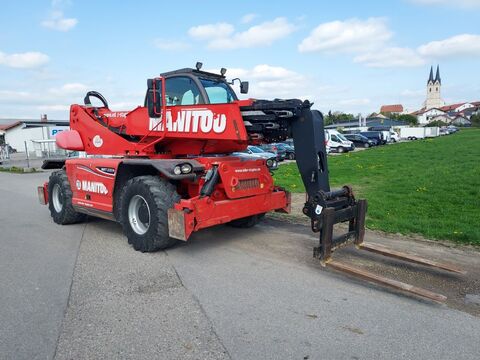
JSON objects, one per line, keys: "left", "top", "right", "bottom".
{"left": 1, "top": 171, "right": 479, "bottom": 360}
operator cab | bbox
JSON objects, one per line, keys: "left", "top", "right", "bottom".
{"left": 146, "top": 62, "right": 249, "bottom": 117}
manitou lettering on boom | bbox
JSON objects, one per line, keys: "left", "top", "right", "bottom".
{"left": 149, "top": 109, "right": 227, "bottom": 134}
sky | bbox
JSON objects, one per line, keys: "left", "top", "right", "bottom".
{"left": 0, "top": 0, "right": 479, "bottom": 121}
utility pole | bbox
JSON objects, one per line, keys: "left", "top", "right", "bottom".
{"left": 24, "top": 141, "right": 30, "bottom": 168}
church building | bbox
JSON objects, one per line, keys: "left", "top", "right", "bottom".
{"left": 423, "top": 65, "right": 444, "bottom": 110}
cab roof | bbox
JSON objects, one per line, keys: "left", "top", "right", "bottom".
{"left": 160, "top": 67, "right": 226, "bottom": 81}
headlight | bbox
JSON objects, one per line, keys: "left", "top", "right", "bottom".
{"left": 173, "top": 166, "right": 182, "bottom": 175}
{"left": 181, "top": 163, "right": 192, "bottom": 174}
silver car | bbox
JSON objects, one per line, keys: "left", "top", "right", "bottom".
{"left": 232, "top": 145, "right": 278, "bottom": 170}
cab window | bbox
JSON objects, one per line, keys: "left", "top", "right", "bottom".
{"left": 200, "top": 78, "right": 236, "bottom": 104}
{"left": 165, "top": 76, "right": 203, "bottom": 106}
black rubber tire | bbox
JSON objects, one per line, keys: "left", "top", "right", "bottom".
{"left": 48, "top": 170, "right": 86, "bottom": 225}
{"left": 227, "top": 213, "right": 265, "bottom": 228}
{"left": 120, "top": 175, "right": 180, "bottom": 252}
{"left": 337, "top": 147, "right": 345, "bottom": 153}
{"left": 364, "top": 143, "right": 370, "bottom": 148}
{"left": 288, "top": 153, "right": 295, "bottom": 160}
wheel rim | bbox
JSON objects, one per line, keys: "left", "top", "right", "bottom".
{"left": 52, "top": 183, "right": 63, "bottom": 213}
{"left": 128, "top": 195, "right": 151, "bottom": 235}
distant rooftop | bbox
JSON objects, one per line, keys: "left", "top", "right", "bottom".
{"left": 380, "top": 104, "right": 403, "bottom": 113}
{"left": 0, "top": 118, "right": 69, "bottom": 130}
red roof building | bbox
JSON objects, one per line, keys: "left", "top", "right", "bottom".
{"left": 380, "top": 104, "right": 404, "bottom": 114}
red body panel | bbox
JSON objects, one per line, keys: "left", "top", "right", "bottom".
{"left": 65, "top": 158, "right": 121, "bottom": 213}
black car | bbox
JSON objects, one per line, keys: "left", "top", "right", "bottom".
{"left": 359, "top": 131, "right": 384, "bottom": 145}
{"left": 344, "top": 134, "right": 376, "bottom": 148}
{"left": 274, "top": 143, "right": 295, "bottom": 160}
{"left": 259, "top": 144, "right": 287, "bottom": 161}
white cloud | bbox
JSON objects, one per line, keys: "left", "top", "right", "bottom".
{"left": 0, "top": 51, "right": 50, "bottom": 69}
{"left": 41, "top": 11, "right": 78, "bottom": 31}
{"left": 240, "top": 13, "right": 258, "bottom": 24}
{"left": 154, "top": 39, "right": 190, "bottom": 51}
{"left": 188, "top": 23, "right": 234, "bottom": 39}
{"left": 0, "top": 90, "right": 31, "bottom": 103}
{"left": 298, "top": 18, "right": 392, "bottom": 53}
{"left": 354, "top": 47, "right": 426, "bottom": 67}
{"left": 409, "top": 0, "right": 480, "bottom": 9}
{"left": 417, "top": 34, "right": 480, "bottom": 58}
{"left": 190, "top": 18, "right": 296, "bottom": 50}
{"left": 219, "top": 64, "right": 309, "bottom": 100}
{"left": 338, "top": 98, "right": 371, "bottom": 106}
{"left": 400, "top": 89, "right": 424, "bottom": 97}
{"left": 49, "top": 83, "right": 89, "bottom": 96}
{"left": 37, "top": 104, "right": 70, "bottom": 112}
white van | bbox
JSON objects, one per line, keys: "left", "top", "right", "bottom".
{"left": 324, "top": 130, "right": 354, "bottom": 153}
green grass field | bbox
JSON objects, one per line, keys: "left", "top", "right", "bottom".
{"left": 274, "top": 129, "right": 480, "bottom": 244}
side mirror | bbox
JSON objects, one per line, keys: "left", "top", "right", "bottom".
{"left": 240, "top": 81, "right": 249, "bottom": 94}
{"left": 146, "top": 78, "right": 162, "bottom": 118}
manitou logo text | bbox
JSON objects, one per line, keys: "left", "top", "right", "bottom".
{"left": 149, "top": 109, "right": 227, "bottom": 134}
{"left": 76, "top": 180, "right": 108, "bottom": 195}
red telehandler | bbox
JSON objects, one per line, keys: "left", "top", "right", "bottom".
{"left": 38, "top": 63, "right": 464, "bottom": 302}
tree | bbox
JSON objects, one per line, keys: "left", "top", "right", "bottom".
{"left": 323, "top": 110, "right": 355, "bottom": 125}
{"left": 324, "top": 110, "right": 334, "bottom": 126}
{"left": 470, "top": 113, "right": 480, "bottom": 127}
{"left": 397, "top": 114, "right": 418, "bottom": 126}
{"left": 426, "top": 120, "right": 447, "bottom": 127}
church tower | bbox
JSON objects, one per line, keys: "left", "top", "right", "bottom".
{"left": 424, "top": 65, "right": 444, "bottom": 109}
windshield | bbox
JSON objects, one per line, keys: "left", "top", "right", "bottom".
{"left": 249, "top": 146, "right": 264, "bottom": 153}
{"left": 200, "top": 78, "right": 237, "bottom": 104}
{"left": 337, "top": 133, "right": 348, "bottom": 142}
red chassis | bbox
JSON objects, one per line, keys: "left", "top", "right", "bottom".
{"left": 40, "top": 152, "right": 290, "bottom": 242}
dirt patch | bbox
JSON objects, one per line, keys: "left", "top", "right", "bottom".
{"left": 267, "top": 193, "right": 480, "bottom": 317}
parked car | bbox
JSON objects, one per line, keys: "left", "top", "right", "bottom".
{"left": 283, "top": 139, "right": 294, "bottom": 147}
{"left": 344, "top": 134, "right": 375, "bottom": 148}
{"left": 259, "top": 144, "right": 287, "bottom": 161}
{"left": 232, "top": 146, "right": 278, "bottom": 170}
{"left": 390, "top": 131, "right": 399, "bottom": 142}
{"left": 447, "top": 125, "right": 459, "bottom": 133}
{"left": 274, "top": 143, "right": 295, "bottom": 160}
{"left": 360, "top": 131, "right": 384, "bottom": 145}
{"left": 325, "top": 130, "right": 355, "bottom": 153}
{"left": 368, "top": 127, "right": 391, "bottom": 143}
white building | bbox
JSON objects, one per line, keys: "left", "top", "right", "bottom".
{"left": 413, "top": 108, "right": 447, "bottom": 125}
{"left": 0, "top": 119, "right": 69, "bottom": 155}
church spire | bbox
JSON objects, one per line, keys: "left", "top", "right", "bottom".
{"left": 435, "top": 65, "right": 441, "bottom": 84}
{"left": 427, "top": 66, "right": 434, "bottom": 84}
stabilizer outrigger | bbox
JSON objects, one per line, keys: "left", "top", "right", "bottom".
{"left": 241, "top": 100, "right": 465, "bottom": 302}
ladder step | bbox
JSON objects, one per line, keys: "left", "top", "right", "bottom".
{"left": 327, "top": 260, "right": 447, "bottom": 303}
{"left": 358, "top": 242, "right": 466, "bottom": 274}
